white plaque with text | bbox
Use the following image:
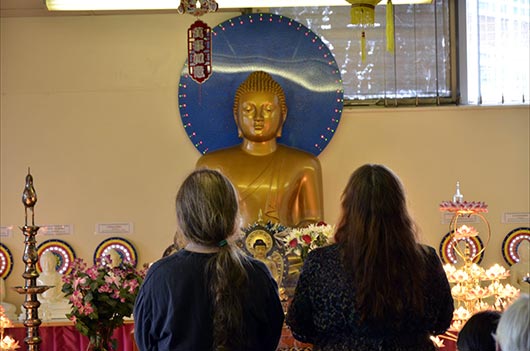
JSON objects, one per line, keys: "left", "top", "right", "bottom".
{"left": 40, "top": 224, "right": 73, "bottom": 235}
{"left": 502, "top": 212, "right": 530, "bottom": 224}
{"left": 0, "top": 226, "right": 12, "bottom": 237}
{"left": 96, "top": 222, "right": 133, "bottom": 234}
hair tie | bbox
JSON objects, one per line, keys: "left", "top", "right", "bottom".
{"left": 218, "top": 239, "right": 228, "bottom": 248}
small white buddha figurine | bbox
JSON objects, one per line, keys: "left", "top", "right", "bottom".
{"left": 36, "top": 250, "right": 70, "bottom": 319}
{"left": 0, "top": 278, "right": 17, "bottom": 321}
{"left": 510, "top": 240, "right": 530, "bottom": 294}
{"left": 104, "top": 248, "right": 122, "bottom": 268}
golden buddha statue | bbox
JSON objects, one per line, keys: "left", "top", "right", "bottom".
{"left": 249, "top": 236, "right": 287, "bottom": 301}
{"left": 253, "top": 239, "right": 280, "bottom": 283}
{"left": 196, "top": 71, "right": 324, "bottom": 228}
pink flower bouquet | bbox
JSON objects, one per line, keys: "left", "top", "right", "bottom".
{"left": 62, "top": 257, "right": 146, "bottom": 351}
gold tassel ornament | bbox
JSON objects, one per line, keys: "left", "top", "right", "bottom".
{"left": 361, "top": 30, "right": 367, "bottom": 62}
{"left": 386, "top": 0, "right": 394, "bottom": 52}
{"left": 346, "top": 1, "right": 381, "bottom": 63}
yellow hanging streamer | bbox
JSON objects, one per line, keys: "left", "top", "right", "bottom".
{"left": 361, "top": 30, "right": 366, "bottom": 63}
{"left": 386, "top": 0, "right": 394, "bottom": 52}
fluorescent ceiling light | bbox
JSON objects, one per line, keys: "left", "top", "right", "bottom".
{"left": 46, "top": 0, "right": 432, "bottom": 11}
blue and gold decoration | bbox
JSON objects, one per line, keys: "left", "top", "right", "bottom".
{"left": 0, "top": 243, "right": 13, "bottom": 279}
{"left": 439, "top": 231, "right": 485, "bottom": 265}
{"left": 36, "top": 239, "right": 76, "bottom": 275}
{"left": 502, "top": 227, "right": 530, "bottom": 266}
{"left": 94, "top": 237, "right": 138, "bottom": 267}
{"left": 178, "top": 13, "right": 344, "bottom": 156}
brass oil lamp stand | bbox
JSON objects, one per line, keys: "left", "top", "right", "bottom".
{"left": 12, "top": 169, "right": 50, "bottom": 351}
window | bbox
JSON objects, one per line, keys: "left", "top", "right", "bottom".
{"left": 273, "top": 0, "right": 529, "bottom": 106}
{"left": 462, "top": 0, "right": 529, "bottom": 104}
{"left": 273, "top": 1, "right": 454, "bottom": 106}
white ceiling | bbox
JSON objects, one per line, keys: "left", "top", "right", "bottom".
{"left": 0, "top": 0, "right": 189, "bottom": 17}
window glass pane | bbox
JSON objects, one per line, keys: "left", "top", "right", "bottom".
{"left": 466, "top": 0, "right": 529, "bottom": 104}
{"left": 272, "top": 1, "right": 451, "bottom": 104}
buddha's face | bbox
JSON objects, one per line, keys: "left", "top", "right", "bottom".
{"left": 236, "top": 91, "right": 285, "bottom": 142}
{"left": 41, "top": 253, "right": 56, "bottom": 273}
{"left": 253, "top": 244, "right": 267, "bottom": 259}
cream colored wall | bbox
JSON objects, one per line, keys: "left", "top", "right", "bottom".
{"left": 1, "top": 13, "right": 529, "bottom": 308}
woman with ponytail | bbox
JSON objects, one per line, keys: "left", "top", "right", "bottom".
{"left": 286, "top": 164, "right": 453, "bottom": 351}
{"left": 134, "top": 169, "right": 284, "bottom": 351}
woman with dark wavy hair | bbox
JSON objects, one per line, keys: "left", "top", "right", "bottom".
{"left": 286, "top": 164, "right": 453, "bottom": 351}
{"left": 134, "top": 169, "right": 284, "bottom": 351}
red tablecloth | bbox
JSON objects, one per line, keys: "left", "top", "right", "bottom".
{"left": 6, "top": 321, "right": 456, "bottom": 351}
{"left": 6, "top": 321, "right": 135, "bottom": 351}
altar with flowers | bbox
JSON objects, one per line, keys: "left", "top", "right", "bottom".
{"left": 238, "top": 219, "right": 335, "bottom": 300}
{"left": 237, "top": 220, "right": 336, "bottom": 351}
{"left": 1, "top": 253, "right": 145, "bottom": 351}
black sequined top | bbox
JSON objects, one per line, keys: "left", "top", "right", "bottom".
{"left": 286, "top": 244, "right": 453, "bottom": 351}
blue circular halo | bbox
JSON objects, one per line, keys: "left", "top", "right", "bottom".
{"left": 178, "top": 13, "right": 344, "bottom": 156}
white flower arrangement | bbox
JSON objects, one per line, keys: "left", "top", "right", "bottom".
{"left": 283, "top": 223, "right": 335, "bottom": 260}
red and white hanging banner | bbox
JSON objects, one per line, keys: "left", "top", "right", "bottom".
{"left": 187, "top": 20, "right": 212, "bottom": 84}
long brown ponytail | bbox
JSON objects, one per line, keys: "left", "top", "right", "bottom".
{"left": 176, "top": 169, "right": 248, "bottom": 350}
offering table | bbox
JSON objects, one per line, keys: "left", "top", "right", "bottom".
{"left": 6, "top": 320, "right": 135, "bottom": 351}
